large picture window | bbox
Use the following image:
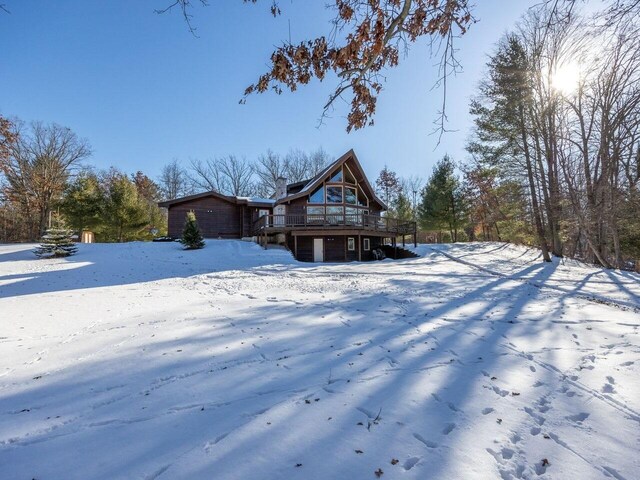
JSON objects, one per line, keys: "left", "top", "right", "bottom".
{"left": 344, "top": 187, "right": 357, "bottom": 205}
{"left": 326, "top": 186, "right": 343, "bottom": 203}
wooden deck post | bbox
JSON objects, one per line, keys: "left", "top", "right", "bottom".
{"left": 358, "top": 234, "right": 361, "bottom": 262}
{"left": 294, "top": 235, "right": 298, "bottom": 259}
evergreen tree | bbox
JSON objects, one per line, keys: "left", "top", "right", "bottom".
{"left": 181, "top": 211, "right": 205, "bottom": 250}
{"left": 392, "top": 191, "right": 414, "bottom": 222}
{"left": 419, "top": 155, "right": 466, "bottom": 242}
{"left": 99, "top": 169, "right": 149, "bottom": 242}
{"left": 34, "top": 215, "right": 77, "bottom": 258}
{"left": 132, "top": 171, "right": 167, "bottom": 239}
{"left": 59, "top": 171, "right": 103, "bottom": 234}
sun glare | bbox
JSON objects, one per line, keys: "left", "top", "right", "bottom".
{"left": 551, "top": 62, "right": 581, "bottom": 95}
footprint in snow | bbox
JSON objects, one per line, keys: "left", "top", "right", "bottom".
{"left": 442, "top": 423, "right": 456, "bottom": 435}
{"left": 509, "top": 432, "right": 522, "bottom": 444}
{"left": 413, "top": 433, "right": 438, "bottom": 448}
{"left": 500, "top": 448, "right": 514, "bottom": 459}
{"left": 403, "top": 457, "right": 420, "bottom": 471}
{"left": 492, "top": 386, "right": 509, "bottom": 397}
{"left": 566, "top": 412, "right": 589, "bottom": 423}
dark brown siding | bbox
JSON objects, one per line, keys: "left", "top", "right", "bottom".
{"left": 288, "top": 235, "right": 313, "bottom": 262}
{"left": 167, "top": 197, "right": 242, "bottom": 238}
{"left": 324, "top": 236, "right": 344, "bottom": 262}
{"left": 361, "top": 236, "right": 383, "bottom": 261}
{"left": 286, "top": 197, "right": 306, "bottom": 215}
{"left": 288, "top": 234, "right": 386, "bottom": 262}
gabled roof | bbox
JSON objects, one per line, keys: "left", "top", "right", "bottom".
{"left": 285, "top": 180, "right": 309, "bottom": 195}
{"left": 158, "top": 149, "right": 385, "bottom": 210}
{"left": 158, "top": 191, "right": 275, "bottom": 208}
{"left": 276, "top": 149, "right": 387, "bottom": 210}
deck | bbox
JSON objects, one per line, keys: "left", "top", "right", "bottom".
{"left": 253, "top": 214, "right": 417, "bottom": 238}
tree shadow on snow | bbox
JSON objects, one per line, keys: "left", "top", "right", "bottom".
{"left": 0, "top": 252, "right": 595, "bottom": 479}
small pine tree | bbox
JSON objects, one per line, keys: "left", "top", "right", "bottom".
{"left": 181, "top": 211, "right": 205, "bottom": 250}
{"left": 35, "top": 218, "right": 78, "bottom": 258}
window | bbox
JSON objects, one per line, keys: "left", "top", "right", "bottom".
{"left": 328, "top": 168, "right": 343, "bottom": 183}
{"left": 347, "top": 237, "right": 355, "bottom": 251}
{"left": 309, "top": 186, "right": 325, "bottom": 204}
{"left": 357, "top": 186, "right": 368, "bottom": 206}
{"left": 363, "top": 238, "right": 370, "bottom": 251}
{"left": 344, "top": 187, "right": 357, "bottom": 205}
{"left": 326, "top": 186, "right": 343, "bottom": 203}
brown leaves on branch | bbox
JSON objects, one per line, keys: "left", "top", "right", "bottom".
{"left": 0, "top": 115, "right": 17, "bottom": 164}
{"left": 243, "top": 0, "right": 474, "bottom": 132}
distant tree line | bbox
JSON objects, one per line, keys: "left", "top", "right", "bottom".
{"left": 0, "top": 118, "right": 168, "bottom": 243}
{"left": 0, "top": 116, "right": 331, "bottom": 242}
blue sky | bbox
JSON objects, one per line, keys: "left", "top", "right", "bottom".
{"left": 0, "top": 0, "right": 532, "bottom": 181}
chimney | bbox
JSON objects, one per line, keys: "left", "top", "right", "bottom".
{"left": 275, "top": 176, "right": 287, "bottom": 200}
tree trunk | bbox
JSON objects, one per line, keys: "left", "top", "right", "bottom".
{"left": 520, "top": 108, "right": 551, "bottom": 262}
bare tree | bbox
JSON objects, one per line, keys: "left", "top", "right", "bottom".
{"left": 254, "top": 149, "right": 285, "bottom": 195}
{"left": 402, "top": 174, "right": 424, "bottom": 218}
{"left": 1, "top": 121, "right": 91, "bottom": 238}
{"left": 158, "top": 158, "right": 190, "bottom": 200}
{"left": 254, "top": 147, "right": 332, "bottom": 196}
{"left": 558, "top": 22, "right": 640, "bottom": 268}
{"left": 188, "top": 155, "right": 255, "bottom": 196}
{"left": 306, "top": 147, "right": 332, "bottom": 178}
{"left": 284, "top": 148, "right": 332, "bottom": 183}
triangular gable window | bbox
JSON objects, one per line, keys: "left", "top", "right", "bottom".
{"left": 328, "top": 167, "right": 343, "bottom": 183}
{"left": 344, "top": 164, "right": 357, "bottom": 184}
{"left": 357, "top": 186, "right": 369, "bottom": 207}
{"left": 309, "top": 186, "right": 325, "bottom": 204}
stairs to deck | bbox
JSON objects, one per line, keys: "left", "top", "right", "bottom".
{"left": 380, "top": 244, "right": 420, "bottom": 260}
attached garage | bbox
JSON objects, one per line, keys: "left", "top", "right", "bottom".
{"left": 159, "top": 192, "right": 273, "bottom": 239}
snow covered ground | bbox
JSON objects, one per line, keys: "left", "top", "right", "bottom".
{"left": 0, "top": 240, "right": 638, "bottom": 480}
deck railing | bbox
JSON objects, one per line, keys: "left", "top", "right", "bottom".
{"left": 253, "top": 213, "right": 416, "bottom": 236}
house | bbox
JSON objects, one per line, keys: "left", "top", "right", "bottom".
{"left": 159, "top": 149, "right": 417, "bottom": 262}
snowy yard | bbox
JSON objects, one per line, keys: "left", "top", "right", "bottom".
{"left": 0, "top": 240, "right": 639, "bottom": 480}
